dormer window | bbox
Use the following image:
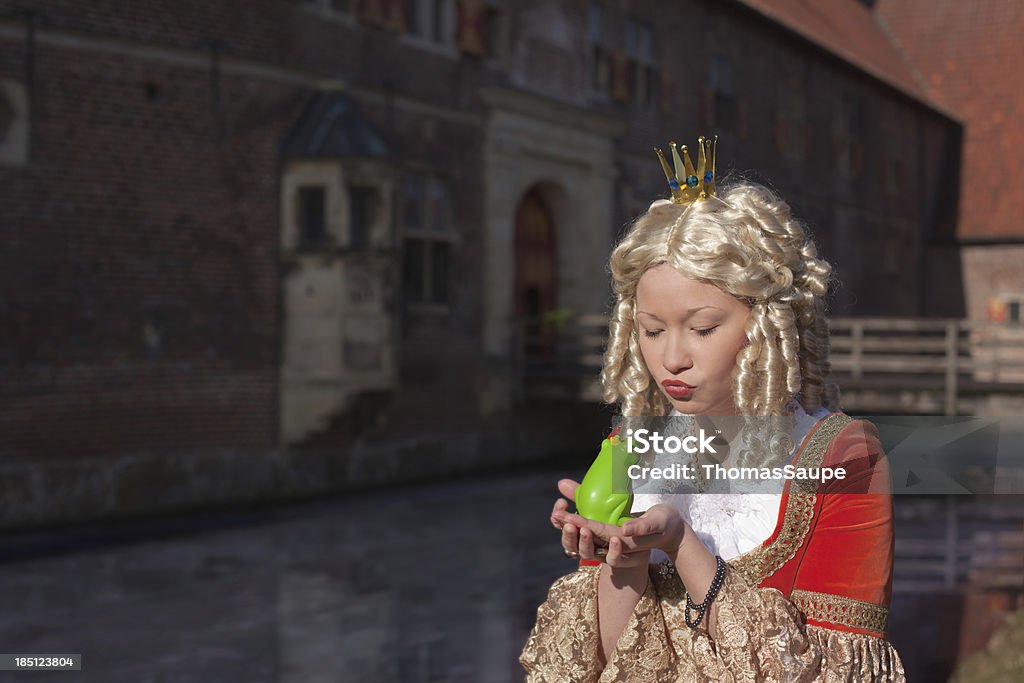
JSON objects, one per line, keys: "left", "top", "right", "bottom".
{"left": 297, "top": 185, "right": 328, "bottom": 248}
{"left": 348, "top": 185, "right": 379, "bottom": 250}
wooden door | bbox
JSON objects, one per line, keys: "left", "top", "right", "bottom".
{"left": 514, "top": 189, "right": 557, "bottom": 358}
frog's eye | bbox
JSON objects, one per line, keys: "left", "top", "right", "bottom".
{"left": 609, "top": 435, "right": 621, "bottom": 446}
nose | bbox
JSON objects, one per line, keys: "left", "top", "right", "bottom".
{"left": 661, "top": 331, "right": 693, "bottom": 375}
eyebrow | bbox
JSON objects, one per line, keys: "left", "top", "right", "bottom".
{"left": 637, "top": 307, "right": 722, "bottom": 322}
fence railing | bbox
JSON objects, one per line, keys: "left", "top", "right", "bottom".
{"left": 893, "top": 497, "right": 1024, "bottom": 594}
{"left": 830, "top": 317, "right": 1024, "bottom": 415}
{"left": 517, "top": 315, "right": 1024, "bottom": 414}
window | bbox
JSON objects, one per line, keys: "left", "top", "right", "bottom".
{"left": 405, "top": 0, "right": 421, "bottom": 34}
{"left": 403, "top": 239, "right": 426, "bottom": 303}
{"left": 0, "top": 80, "right": 29, "bottom": 166}
{"left": 400, "top": 173, "right": 424, "bottom": 229}
{"left": 625, "top": 17, "right": 659, "bottom": 107}
{"left": 589, "top": 2, "right": 609, "bottom": 95}
{"left": 401, "top": 173, "right": 454, "bottom": 306}
{"left": 988, "top": 296, "right": 1024, "bottom": 324}
{"left": 430, "top": 241, "right": 451, "bottom": 304}
{"left": 406, "top": 0, "right": 453, "bottom": 44}
{"left": 455, "top": 0, "right": 496, "bottom": 57}
{"left": 0, "top": 94, "right": 13, "bottom": 144}
{"left": 834, "top": 96, "right": 865, "bottom": 178}
{"left": 883, "top": 159, "right": 904, "bottom": 196}
{"left": 348, "top": 185, "right": 379, "bottom": 250}
{"left": 484, "top": 0, "right": 507, "bottom": 60}
{"left": 297, "top": 185, "right": 327, "bottom": 247}
{"left": 708, "top": 55, "right": 737, "bottom": 130}
{"left": 776, "top": 86, "right": 806, "bottom": 164}
{"left": 425, "top": 176, "right": 448, "bottom": 232}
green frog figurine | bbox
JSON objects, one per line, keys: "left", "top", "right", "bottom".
{"left": 574, "top": 428, "right": 638, "bottom": 526}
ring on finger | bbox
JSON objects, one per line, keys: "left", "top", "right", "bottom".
{"left": 564, "top": 549, "right": 580, "bottom": 558}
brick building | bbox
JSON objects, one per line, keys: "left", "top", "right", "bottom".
{"left": 875, "top": 0, "right": 1024, "bottom": 324}
{"left": 0, "top": 0, "right": 958, "bottom": 528}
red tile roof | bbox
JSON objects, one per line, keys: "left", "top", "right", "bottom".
{"left": 735, "top": 0, "right": 951, "bottom": 117}
{"left": 874, "top": 0, "right": 1024, "bottom": 239}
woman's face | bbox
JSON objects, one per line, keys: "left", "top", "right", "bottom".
{"left": 635, "top": 264, "right": 751, "bottom": 415}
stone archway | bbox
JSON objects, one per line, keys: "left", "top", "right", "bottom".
{"left": 479, "top": 87, "right": 622, "bottom": 417}
{"left": 514, "top": 186, "right": 558, "bottom": 359}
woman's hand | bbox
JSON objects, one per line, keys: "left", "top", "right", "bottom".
{"left": 556, "top": 502, "right": 689, "bottom": 559}
{"left": 551, "top": 479, "right": 650, "bottom": 569}
{"left": 621, "top": 503, "right": 688, "bottom": 555}
{"left": 550, "top": 479, "right": 580, "bottom": 531}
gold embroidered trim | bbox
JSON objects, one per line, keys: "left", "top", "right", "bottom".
{"left": 791, "top": 589, "right": 889, "bottom": 634}
{"left": 729, "top": 413, "right": 855, "bottom": 585}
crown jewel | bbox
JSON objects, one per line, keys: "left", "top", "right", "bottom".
{"left": 655, "top": 136, "right": 718, "bottom": 205}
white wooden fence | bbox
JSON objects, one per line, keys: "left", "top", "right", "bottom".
{"left": 830, "top": 317, "right": 1024, "bottom": 416}
{"left": 519, "top": 315, "right": 1024, "bottom": 415}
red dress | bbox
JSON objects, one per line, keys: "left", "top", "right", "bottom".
{"left": 520, "top": 412, "right": 906, "bottom": 681}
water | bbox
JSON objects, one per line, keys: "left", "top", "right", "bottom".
{"left": 0, "top": 467, "right": 578, "bottom": 683}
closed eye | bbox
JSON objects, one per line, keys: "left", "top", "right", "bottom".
{"left": 644, "top": 327, "right": 718, "bottom": 338}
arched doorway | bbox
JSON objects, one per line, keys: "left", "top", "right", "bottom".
{"left": 514, "top": 188, "right": 558, "bottom": 359}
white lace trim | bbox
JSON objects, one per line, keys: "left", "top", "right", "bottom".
{"left": 632, "top": 403, "right": 831, "bottom": 563}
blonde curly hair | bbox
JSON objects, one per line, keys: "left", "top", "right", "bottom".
{"left": 601, "top": 182, "right": 838, "bottom": 424}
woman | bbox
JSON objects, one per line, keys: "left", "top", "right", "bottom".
{"left": 518, "top": 138, "right": 906, "bottom": 682}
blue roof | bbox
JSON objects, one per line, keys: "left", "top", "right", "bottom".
{"left": 281, "top": 92, "right": 393, "bottom": 159}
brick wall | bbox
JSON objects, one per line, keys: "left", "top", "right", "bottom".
{"left": 875, "top": 0, "right": 1024, "bottom": 240}
{"left": 0, "top": 3, "right": 501, "bottom": 528}
{"left": 616, "top": 0, "right": 959, "bottom": 316}
{"left": 0, "top": 0, "right": 294, "bottom": 64}
{"left": 0, "top": 39, "right": 304, "bottom": 459}
{"left": 0, "top": 0, "right": 969, "bottom": 528}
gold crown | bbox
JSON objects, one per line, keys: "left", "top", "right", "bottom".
{"left": 655, "top": 136, "right": 718, "bottom": 205}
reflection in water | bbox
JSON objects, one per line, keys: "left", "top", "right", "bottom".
{"left": 5, "top": 467, "right": 1013, "bottom": 681}
{"left": 0, "top": 468, "right": 576, "bottom": 682}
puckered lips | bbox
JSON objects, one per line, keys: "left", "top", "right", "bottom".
{"left": 662, "top": 379, "right": 694, "bottom": 399}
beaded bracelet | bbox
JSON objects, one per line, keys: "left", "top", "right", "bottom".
{"left": 684, "top": 555, "right": 726, "bottom": 629}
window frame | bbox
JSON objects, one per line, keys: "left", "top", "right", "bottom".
{"left": 296, "top": 184, "right": 329, "bottom": 249}
{"left": 776, "top": 80, "right": 807, "bottom": 164}
{"left": 834, "top": 95, "right": 866, "bottom": 179}
{"left": 588, "top": 1, "right": 610, "bottom": 99}
{"left": 482, "top": 0, "right": 509, "bottom": 63}
{"left": 0, "top": 80, "right": 29, "bottom": 166}
{"left": 347, "top": 184, "right": 382, "bottom": 251}
{"left": 708, "top": 54, "right": 738, "bottom": 131}
{"left": 625, "top": 16, "right": 659, "bottom": 108}
{"left": 399, "top": 170, "right": 457, "bottom": 311}
{"left": 401, "top": 0, "right": 458, "bottom": 56}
